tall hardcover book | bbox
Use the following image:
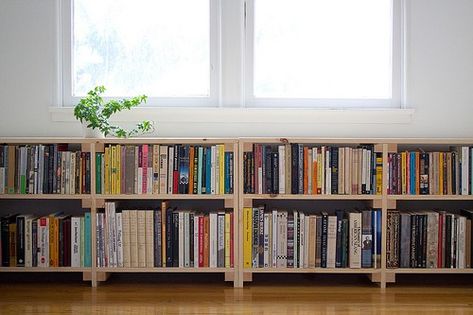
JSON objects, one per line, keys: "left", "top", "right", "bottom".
{"left": 349, "top": 212, "right": 362, "bottom": 268}
{"left": 361, "top": 210, "right": 373, "bottom": 268}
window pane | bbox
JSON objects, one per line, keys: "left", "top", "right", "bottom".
{"left": 253, "top": 0, "right": 393, "bottom": 99}
{"left": 73, "top": 0, "right": 210, "bottom": 97}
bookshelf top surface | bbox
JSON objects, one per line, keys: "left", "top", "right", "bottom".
{"left": 0, "top": 137, "right": 238, "bottom": 144}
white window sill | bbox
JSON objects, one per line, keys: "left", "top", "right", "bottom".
{"left": 50, "top": 107, "right": 414, "bottom": 125}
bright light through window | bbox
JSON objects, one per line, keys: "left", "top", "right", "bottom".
{"left": 73, "top": 0, "right": 210, "bottom": 97}
{"left": 253, "top": 0, "right": 393, "bottom": 99}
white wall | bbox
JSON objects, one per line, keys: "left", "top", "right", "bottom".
{"left": 1, "top": 0, "right": 473, "bottom": 138}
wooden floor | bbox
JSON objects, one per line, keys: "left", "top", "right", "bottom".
{"left": 1, "top": 274, "right": 473, "bottom": 314}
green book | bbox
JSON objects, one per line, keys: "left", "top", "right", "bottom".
{"left": 96, "top": 153, "right": 102, "bottom": 194}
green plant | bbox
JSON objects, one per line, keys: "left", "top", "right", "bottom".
{"left": 74, "top": 86, "right": 153, "bottom": 138}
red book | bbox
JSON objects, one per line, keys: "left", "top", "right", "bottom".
{"left": 198, "top": 216, "right": 204, "bottom": 267}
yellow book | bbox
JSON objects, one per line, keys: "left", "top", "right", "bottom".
{"left": 401, "top": 152, "right": 407, "bottom": 194}
{"left": 117, "top": 144, "right": 121, "bottom": 194}
{"left": 48, "top": 214, "right": 58, "bottom": 267}
{"left": 219, "top": 145, "right": 225, "bottom": 195}
{"left": 376, "top": 154, "right": 383, "bottom": 195}
{"left": 104, "top": 147, "right": 110, "bottom": 194}
{"left": 225, "top": 212, "right": 231, "bottom": 268}
{"left": 243, "top": 207, "right": 252, "bottom": 269}
{"left": 111, "top": 145, "right": 116, "bottom": 194}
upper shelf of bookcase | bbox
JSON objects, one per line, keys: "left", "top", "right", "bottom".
{"left": 0, "top": 194, "right": 91, "bottom": 200}
{"left": 388, "top": 195, "right": 473, "bottom": 201}
{"left": 96, "top": 194, "right": 234, "bottom": 200}
{"left": 0, "top": 137, "right": 238, "bottom": 145}
{"left": 238, "top": 137, "right": 473, "bottom": 145}
{"left": 243, "top": 194, "right": 381, "bottom": 200}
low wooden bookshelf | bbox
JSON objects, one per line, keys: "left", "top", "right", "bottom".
{"left": 0, "top": 137, "right": 239, "bottom": 287}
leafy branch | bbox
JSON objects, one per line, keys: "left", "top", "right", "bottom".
{"left": 74, "top": 86, "right": 154, "bottom": 138}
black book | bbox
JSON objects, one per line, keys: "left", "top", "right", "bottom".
{"left": 190, "top": 213, "right": 194, "bottom": 267}
{"left": 16, "top": 216, "right": 25, "bottom": 266}
{"left": 243, "top": 152, "right": 248, "bottom": 193}
{"left": 193, "top": 147, "right": 199, "bottom": 194}
{"left": 172, "top": 211, "right": 179, "bottom": 267}
{"left": 335, "top": 210, "right": 343, "bottom": 268}
{"left": 445, "top": 214, "right": 452, "bottom": 268}
{"left": 272, "top": 151, "right": 279, "bottom": 194}
{"left": 331, "top": 147, "right": 339, "bottom": 194}
{"left": 410, "top": 214, "right": 417, "bottom": 268}
{"left": 166, "top": 207, "right": 174, "bottom": 267}
{"left": 1, "top": 214, "right": 18, "bottom": 267}
{"left": 48, "top": 145, "right": 54, "bottom": 194}
{"left": 291, "top": 144, "right": 298, "bottom": 194}
{"left": 178, "top": 145, "right": 189, "bottom": 194}
{"left": 173, "top": 145, "right": 180, "bottom": 194}
{"left": 154, "top": 209, "right": 162, "bottom": 267}
{"left": 422, "top": 214, "right": 427, "bottom": 268}
{"left": 264, "top": 146, "right": 272, "bottom": 194}
{"left": 321, "top": 212, "right": 328, "bottom": 268}
{"left": 85, "top": 152, "right": 91, "bottom": 194}
{"left": 452, "top": 152, "right": 457, "bottom": 195}
{"left": 32, "top": 219, "right": 38, "bottom": 267}
{"left": 420, "top": 153, "right": 429, "bottom": 195}
{"left": 341, "top": 218, "right": 349, "bottom": 268}
{"left": 202, "top": 147, "right": 207, "bottom": 194}
{"left": 43, "top": 145, "right": 49, "bottom": 194}
{"left": 249, "top": 152, "right": 255, "bottom": 194}
{"left": 297, "top": 145, "right": 304, "bottom": 194}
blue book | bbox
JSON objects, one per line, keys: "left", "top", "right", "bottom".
{"left": 84, "top": 212, "right": 91, "bottom": 267}
{"left": 224, "top": 152, "right": 230, "bottom": 194}
{"left": 376, "top": 210, "right": 382, "bottom": 267}
{"left": 410, "top": 152, "right": 416, "bottom": 194}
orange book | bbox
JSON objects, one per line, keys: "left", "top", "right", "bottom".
{"left": 312, "top": 148, "right": 318, "bottom": 195}
{"left": 303, "top": 147, "right": 308, "bottom": 194}
{"left": 204, "top": 215, "right": 210, "bottom": 267}
{"left": 49, "top": 214, "right": 59, "bottom": 267}
{"left": 189, "top": 146, "right": 194, "bottom": 194}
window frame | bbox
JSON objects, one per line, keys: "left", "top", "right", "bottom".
{"left": 244, "top": 0, "right": 405, "bottom": 109}
{"left": 59, "top": 0, "right": 221, "bottom": 108}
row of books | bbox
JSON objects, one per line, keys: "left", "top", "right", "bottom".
{"left": 96, "top": 202, "right": 234, "bottom": 268}
{"left": 243, "top": 144, "right": 382, "bottom": 195}
{"left": 243, "top": 206, "right": 382, "bottom": 269}
{"left": 0, "top": 213, "right": 92, "bottom": 267}
{"left": 386, "top": 210, "right": 473, "bottom": 268}
{"left": 0, "top": 144, "right": 91, "bottom": 195}
{"left": 387, "top": 148, "right": 473, "bottom": 195}
{"left": 97, "top": 144, "right": 234, "bottom": 195}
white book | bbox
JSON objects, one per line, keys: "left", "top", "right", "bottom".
{"left": 327, "top": 215, "right": 337, "bottom": 268}
{"left": 304, "top": 214, "right": 310, "bottom": 268}
{"left": 217, "top": 212, "right": 225, "bottom": 267}
{"left": 194, "top": 214, "right": 200, "bottom": 268}
{"left": 345, "top": 147, "right": 351, "bottom": 194}
{"left": 338, "top": 147, "right": 344, "bottom": 194}
{"left": 209, "top": 212, "right": 218, "bottom": 267}
{"left": 268, "top": 213, "right": 272, "bottom": 266}
{"left": 349, "top": 212, "right": 362, "bottom": 268}
{"left": 137, "top": 157, "right": 143, "bottom": 195}
{"left": 462, "top": 147, "right": 469, "bottom": 195}
{"left": 211, "top": 146, "right": 216, "bottom": 194}
{"left": 184, "top": 212, "right": 190, "bottom": 268}
{"left": 299, "top": 213, "right": 305, "bottom": 268}
{"left": 71, "top": 217, "right": 81, "bottom": 267}
{"left": 122, "top": 210, "right": 131, "bottom": 268}
{"left": 263, "top": 213, "right": 270, "bottom": 267}
{"left": 271, "top": 209, "right": 278, "bottom": 268}
{"left": 258, "top": 167, "right": 263, "bottom": 195}
{"left": 168, "top": 146, "right": 174, "bottom": 194}
{"left": 25, "top": 216, "right": 34, "bottom": 267}
{"left": 293, "top": 211, "right": 298, "bottom": 268}
{"left": 129, "top": 210, "right": 139, "bottom": 268}
{"left": 178, "top": 212, "right": 184, "bottom": 268}
{"left": 366, "top": 149, "right": 371, "bottom": 193}
{"left": 37, "top": 217, "right": 49, "bottom": 267}
{"left": 159, "top": 145, "right": 168, "bottom": 194}
{"left": 278, "top": 145, "right": 285, "bottom": 194}
{"left": 116, "top": 212, "right": 124, "bottom": 268}
{"left": 137, "top": 210, "right": 147, "bottom": 268}
{"left": 277, "top": 211, "right": 288, "bottom": 268}
{"left": 145, "top": 211, "right": 154, "bottom": 268}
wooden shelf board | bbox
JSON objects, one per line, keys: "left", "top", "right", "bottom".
{"left": 244, "top": 194, "right": 382, "bottom": 200}
{"left": 99, "top": 138, "right": 238, "bottom": 145}
{"left": 95, "top": 267, "right": 232, "bottom": 273}
{"left": 388, "top": 195, "right": 473, "bottom": 201}
{"left": 238, "top": 137, "right": 473, "bottom": 145}
{"left": 387, "top": 268, "right": 473, "bottom": 274}
{"left": 0, "top": 267, "right": 90, "bottom": 272}
{"left": 0, "top": 194, "right": 91, "bottom": 200}
{"left": 96, "top": 194, "right": 234, "bottom": 200}
{"left": 246, "top": 268, "right": 380, "bottom": 274}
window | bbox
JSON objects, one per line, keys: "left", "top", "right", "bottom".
{"left": 246, "top": 0, "right": 402, "bottom": 108}
{"left": 61, "top": 0, "right": 403, "bottom": 108}
{"left": 62, "top": 0, "right": 219, "bottom": 106}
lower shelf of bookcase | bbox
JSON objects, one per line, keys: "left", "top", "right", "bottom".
{"left": 387, "top": 268, "right": 473, "bottom": 274}
{"left": 245, "top": 268, "right": 380, "bottom": 274}
{"left": 0, "top": 267, "right": 90, "bottom": 272}
{"left": 95, "top": 267, "right": 233, "bottom": 273}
